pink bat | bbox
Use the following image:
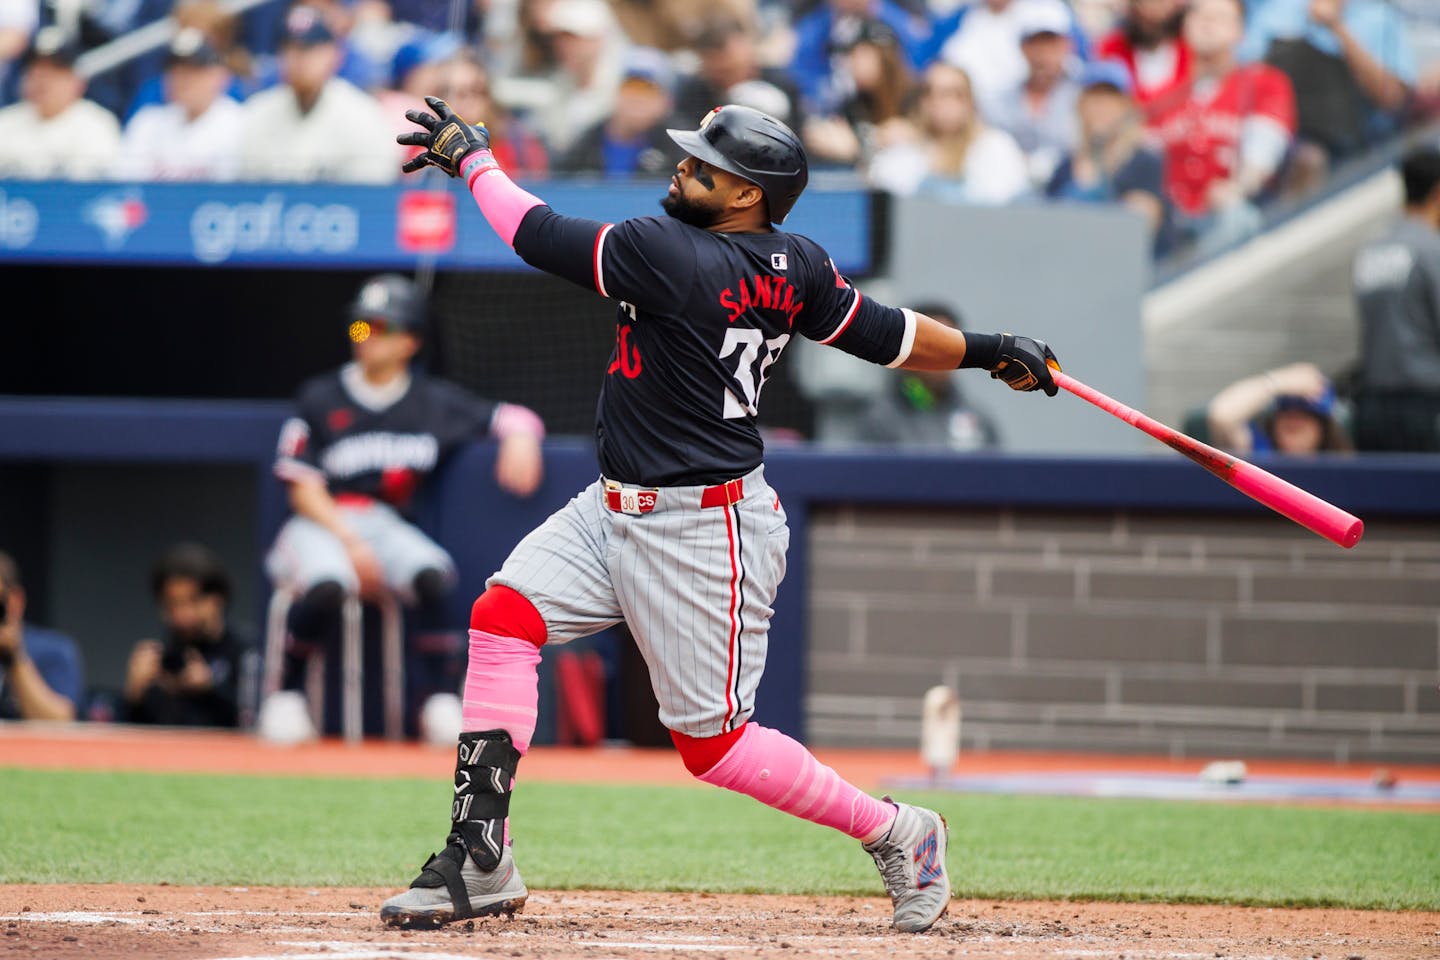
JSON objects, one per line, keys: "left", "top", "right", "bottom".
{"left": 1052, "top": 370, "right": 1364, "bottom": 549}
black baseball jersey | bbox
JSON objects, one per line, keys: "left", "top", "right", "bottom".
{"left": 513, "top": 210, "right": 916, "bottom": 485}
{"left": 275, "top": 367, "right": 499, "bottom": 513}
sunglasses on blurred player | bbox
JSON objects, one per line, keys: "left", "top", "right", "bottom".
{"left": 348, "top": 318, "right": 408, "bottom": 343}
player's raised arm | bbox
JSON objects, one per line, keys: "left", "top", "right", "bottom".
{"left": 398, "top": 96, "right": 544, "bottom": 246}
{"left": 398, "top": 96, "right": 691, "bottom": 308}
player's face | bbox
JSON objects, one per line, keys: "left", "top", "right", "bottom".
{"left": 351, "top": 320, "right": 419, "bottom": 373}
{"left": 662, "top": 156, "right": 731, "bottom": 228}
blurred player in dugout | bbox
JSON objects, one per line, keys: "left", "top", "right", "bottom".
{"left": 267, "top": 273, "right": 546, "bottom": 721}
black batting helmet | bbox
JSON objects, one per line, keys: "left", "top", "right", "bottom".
{"left": 350, "top": 273, "right": 423, "bottom": 334}
{"left": 666, "top": 105, "right": 809, "bottom": 224}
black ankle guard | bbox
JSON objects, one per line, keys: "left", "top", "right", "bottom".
{"left": 448, "top": 729, "right": 521, "bottom": 871}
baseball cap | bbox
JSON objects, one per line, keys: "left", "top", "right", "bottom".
{"left": 622, "top": 46, "right": 675, "bottom": 95}
{"left": 546, "top": 0, "right": 613, "bottom": 38}
{"left": 390, "top": 29, "right": 464, "bottom": 88}
{"left": 24, "top": 26, "right": 81, "bottom": 69}
{"left": 1273, "top": 384, "right": 1337, "bottom": 420}
{"left": 1079, "top": 59, "right": 1134, "bottom": 95}
{"left": 1018, "top": 0, "right": 1073, "bottom": 40}
{"left": 279, "top": 4, "right": 335, "bottom": 47}
{"left": 166, "top": 27, "right": 225, "bottom": 68}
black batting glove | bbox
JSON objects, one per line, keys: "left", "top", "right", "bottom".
{"left": 991, "top": 334, "right": 1060, "bottom": 397}
{"left": 397, "top": 96, "right": 491, "bottom": 177}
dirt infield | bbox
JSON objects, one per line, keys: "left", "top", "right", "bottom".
{"left": 5, "top": 725, "right": 1440, "bottom": 959}
{"left": 5, "top": 884, "right": 1439, "bottom": 960}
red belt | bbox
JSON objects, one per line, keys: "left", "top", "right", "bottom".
{"left": 603, "top": 477, "right": 744, "bottom": 514}
{"left": 334, "top": 493, "right": 377, "bottom": 508}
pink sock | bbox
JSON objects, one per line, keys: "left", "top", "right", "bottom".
{"left": 698, "top": 724, "right": 897, "bottom": 843}
{"left": 462, "top": 629, "right": 542, "bottom": 846}
{"left": 462, "top": 629, "right": 541, "bottom": 751}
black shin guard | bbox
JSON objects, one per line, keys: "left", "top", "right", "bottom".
{"left": 447, "top": 729, "right": 521, "bottom": 871}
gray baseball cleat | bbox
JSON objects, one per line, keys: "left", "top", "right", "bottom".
{"left": 379, "top": 842, "right": 528, "bottom": 928}
{"left": 862, "top": 797, "right": 951, "bottom": 933}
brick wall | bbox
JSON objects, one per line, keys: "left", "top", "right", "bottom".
{"left": 806, "top": 506, "right": 1440, "bottom": 762}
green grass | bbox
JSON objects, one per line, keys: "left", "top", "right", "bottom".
{"left": 2, "top": 768, "right": 1437, "bottom": 909}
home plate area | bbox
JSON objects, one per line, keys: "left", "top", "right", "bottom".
{"left": 6, "top": 886, "right": 1438, "bottom": 960}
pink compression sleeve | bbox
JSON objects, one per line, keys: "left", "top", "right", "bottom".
{"left": 698, "top": 723, "right": 897, "bottom": 843}
{"left": 461, "top": 150, "right": 544, "bottom": 248}
{"left": 463, "top": 629, "right": 541, "bottom": 753}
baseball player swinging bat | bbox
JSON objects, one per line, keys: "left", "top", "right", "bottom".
{"left": 1052, "top": 370, "right": 1364, "bottom": 549}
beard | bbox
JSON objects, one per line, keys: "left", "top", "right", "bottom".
{"left": 661, "top": 190, "right": 724, "bottom": 228}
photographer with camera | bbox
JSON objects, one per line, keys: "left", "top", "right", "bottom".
{"left": 0, "top": 550, "right": 84, "bottom": 722}
{"left": 123, "top": 542, "right": 259, "bottom": 729}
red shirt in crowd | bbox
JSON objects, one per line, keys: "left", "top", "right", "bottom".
{"left": 1145, "top": 63, "right": 1296, "bottom": 216}
{"left": 1095, "top": 31, "right": 1191, "bottom": 106}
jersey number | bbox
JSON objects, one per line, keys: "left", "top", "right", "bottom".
{"left": 720, "top": 328, "right": 790, "bottom": 419}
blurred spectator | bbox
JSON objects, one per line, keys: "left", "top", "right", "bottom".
{"left": 125, "top": 0, "right": 261, "bottom": 120}
{"left": 433, "top": 48, "right": 550, "bottom": 179}
{"left": 378, "top": 27, "right": 463, "bottom": 164}
{"left": 1094, "top": 0, "right": 1192, "bottom": 107}
{"left": 1395, "top": 1, "right": 1440, "bottom": 123}
{"left": 1195, "top": 362, "right": 1352, "bottom": 454}
{"left": 991, "top": 1, "right": 1081, "bottom": 188}
{"left": 1147, "top": 0, "right": 1296, "bottom": 255}
{"left": 1072, "top": 0, "right": 1124, "bottom": 43}
{"left": 674, "top": 14, "right": 805, "bottom": 130}
{"left": 0, "top": 26, "right": 121, "bottom": 179}
{"left": 924, "top": 0, "right": 1091, "bottom": 127}
{"left": 124, "top": 542, "right": 260, "bottom": 729}
{"left": 0, "top": 550, "right": 83, "bottom": 723}
{"left": 238, "top": 3, "right": 399, "bottom": 183}
{"left": 0, "top": 0, "right": 38, "bottom": 106}
{"left": 511, "top": 0, "right": 629, "bottom": 156}
{"left": 802, "top": 18, "right": 915, "bottom": 170}
{"left": 1046, "top": 60, "right": 1175, "bottom": 258}
{"left": 266, "top": 274, "right": 545, "bottom": 663}
{"left": 1349, "top": 145, "right": 1440, "bottom": 452}
{"left": 556, "top": 46, "right": 685, "bottom": 176}
{"left": 867, "top": 61, "right": 1031, "bottom": 204}
{"left": 1241, "top": 0, "right": 1413, "bottom": 178}
{"left": 112, "top": 29, "right": 244, "bottom": 181}
{"left": 609, "top": 0, "right": 758, "bottom": 53}
{"left": 788, "top": 0, "right": 929, "bottom": 115}
{"left": 244, "top": 0, "right": 386, "bottom": 99}
{"left": 850, "top": 303, "right": 1003, "bottom": 450}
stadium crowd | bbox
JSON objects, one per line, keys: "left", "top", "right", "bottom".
{"left": 0, "top": 0, "right": 1434, "bottom": 259}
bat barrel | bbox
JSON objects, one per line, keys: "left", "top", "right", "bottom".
{"left": 1052, "top": 370, "right": 1365, "bottom": 550}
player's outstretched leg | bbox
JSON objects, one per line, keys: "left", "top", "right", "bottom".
{"left": 379, "top": 728, "right": 529, "bottom": 928}
{"left": 674, "top": 724, "right": 951, "bottom": 932}
{"left": 379, "top": 586, "right": 543, "bottom": 929}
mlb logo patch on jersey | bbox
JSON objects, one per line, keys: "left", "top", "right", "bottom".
{"left": 771, "top": 253, "right": 787, "bottom": 271}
